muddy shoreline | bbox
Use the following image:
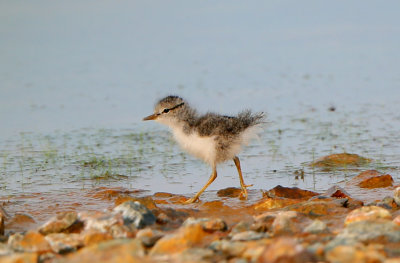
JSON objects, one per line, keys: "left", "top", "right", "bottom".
{"left": 1, "top": 155, "right": 400, "bottom": 262}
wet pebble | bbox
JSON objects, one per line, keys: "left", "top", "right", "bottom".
{"left": 251, "top": 196, "right": 301, "bottom": 211}
{"left": 8, "top": 231, "right": 51, "bottom": 253}
{"left": 175, "top": 248, "right": 217, "bottom": 263}
{"left": 39, "top": 211, "right": 78, "bottom": 235}
{"left": 303, "top": 219, "right": 329, "bottom": 234}
{"left": 257, "top": 238, "right": 316, "bottom": 263}
{"left": 209, "top": 239, "right": 247, "bottom": 258}
{"left": 0, "top": 252, "right": 38, "bottom": 263}
{"left": 344, "top": 206, "right": 391, "bottom": 225}
{"left": 115, "top": 195, "right": 158, "bottom": 210}
{"left": 231, "top": 230, "right": 268, "bottom": 241}
{"left": 271, "top": 211, "right": 300, "bottom": 235}
{"left": 113, "top": 201, "right": 156, "bottom": 229}
{"left": 6, "top": 214, "right": 36, "bottom": 232}
{"left": 81, "top": 230, "right": 113, "bottom": 246}
{"left": 287, "top": 198, "right": 347, "bottom": 216}
{"left": 150, "top": 222, "right": 209, "bottom": 256}
{"left": 327, "top": 220, "right": 400, "bottom": 250}
{"left": 263, "top": 185, "right": 319, "bottom": 199}
{"left": 81, "top": 212, "right": 120, "bottom": 232}
{"left": 324, "top": 185, "right": 352, "bottom": 198}
{"left": 183, "top": 217, "right": 227, "bottom": 232}
{"left": 136, "top": 228, "right": 164, "bottom": 247}
{"left": 230, "top": 221, "right": 252, "bottom": 235}
{"left": 154, "top": 207, "right": 189, "bottom": 227}
{"left": 54, "top": 238, "right": 145, "bottom": 263}
{"left": 373, "top": 196, "right": 397, "bottom": 209}
{"left": 45, "top": 233, "right": 82, "bottom": 254}
{"left": 325, "top": 244, "right": 386, "bottom": 263}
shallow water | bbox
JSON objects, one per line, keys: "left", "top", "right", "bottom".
{"left": 1, "top": 1, "right": 400, "bottom": 226}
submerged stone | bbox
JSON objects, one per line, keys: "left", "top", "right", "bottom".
{"left": 217, "top": 187, "right": 242, "bottom": 198}
{"left": 113, "top": 201, "right": 156, "bottom": 229}
{"left": 358, "top": 174, "right": 393, "bottom": 188}
{"left": 263, "top": 185, "right": 319, "bottom": 199}
{"left": 311, "top": 153, "right": 371, "bottom": 168}
{"left": 347, "top": 170, "right": 394, "bottom": 189}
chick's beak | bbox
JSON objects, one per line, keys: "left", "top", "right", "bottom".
{"left": 143, "top": 113, "right": 158, "bottom": 121}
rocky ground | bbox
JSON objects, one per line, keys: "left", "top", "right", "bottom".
{"left": 1, "top": 153, "right": 400, "bottom": 263}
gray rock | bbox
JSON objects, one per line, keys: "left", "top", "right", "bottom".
{"left": 304, "top": 219, "right": 329, "bottom": 234}
{"left": 136, "top": 228, "right": 165, "bottom": 247}
{"left": 38, "top": 211, "right": 78, "bottom": 235}
{"left": 209, "top": 240, "right": 246, "bottom": 257}
{"left": 183, "top": 217, "right": 227, "bottom": 232}
{"left": 343, "top": 221, "right": 400, "bottom": 242}
{"left": 271, "top": 211, "right": 300, "bottom": 234}
{"left": 229, "top": 221, "right": 252, "bottom": 236}
{"left": 230, "top": 230, "right": 269, "bottom": 241}
{"left": 113, "top": 201, "right": 156, "bottom": 229}
{"left": 45, "top": 233, "right": 81, "bottom": 254}
{"left": 83, "top": 213, "right": 119, "bottom": 233}
{"left": 176, "top": 248, "right": 216, "bottom": 262}
{"left": 326, "top": 220, "right": 400, "bottom": 251}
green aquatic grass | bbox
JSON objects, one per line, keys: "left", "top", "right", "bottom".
{"left": 0, "top": 106, "right": 399, "bottom": 197}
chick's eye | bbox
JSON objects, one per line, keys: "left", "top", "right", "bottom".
{"left": 163, "top": 108, "right": 170, "bottom": 113}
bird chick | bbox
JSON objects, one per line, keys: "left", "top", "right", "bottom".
{"left": 143, "top": 95, "right": 264, "bottom": 203}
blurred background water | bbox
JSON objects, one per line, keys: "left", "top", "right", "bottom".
{"left": 1, "top": 1, "right": 399, "bottom": 199}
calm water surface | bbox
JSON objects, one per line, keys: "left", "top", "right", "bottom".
{"left": 1, "top": 1, "right": 400, "bottom": 207}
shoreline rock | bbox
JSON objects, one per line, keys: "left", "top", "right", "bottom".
{"left": 1, "top": 172, "right": 400, "bottom": 262}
